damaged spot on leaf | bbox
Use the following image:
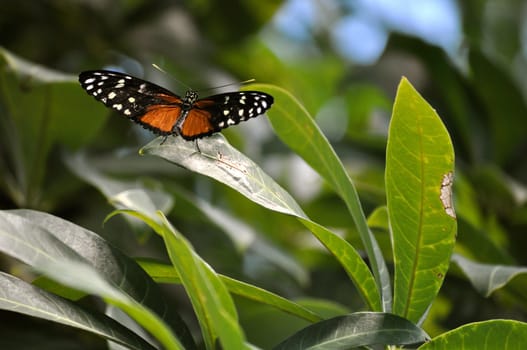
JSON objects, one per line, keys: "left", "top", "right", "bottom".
{"left": 440, "top": 172, "right": 456, "bottom": 218}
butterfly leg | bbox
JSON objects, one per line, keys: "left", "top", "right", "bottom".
{"left": 160, "top": 136, "right": 168, "bottom": 145}
{"left": 194, "top": 139, "right": 202, "bottom": 153}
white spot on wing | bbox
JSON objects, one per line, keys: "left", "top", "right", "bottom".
{"left": 223, "top": 110, "right": 230, "bottom": 116}
{"left": 124, "top": 109, "right": 132, "bottom": 116}
{"left": 227, "top": 118, "right": 236, "bottom": 125}
{"left": 86, "top": 85, "right": 94, "bottom": 90}
{"left": 108, "top": 92, "right": 117, "bottom": 99}
{"left": 115, "top": 83, "right": 125, "bottom": 88}
{"left": 84, "top": 78, "right": 95, "bottom": 84}
{"left": 112, "top": 104, "right": 123, "bottom": 110}
{"left": 128, "top": 97, "right": 136, "bottom": 103}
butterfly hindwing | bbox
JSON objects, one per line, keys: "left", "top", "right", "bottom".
{"left": 194, "top": 91, "right": 274, "bottom": 131}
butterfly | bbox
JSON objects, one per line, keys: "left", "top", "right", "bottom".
{"left": 78, "top": 70, "right": 274, "bottom": 140}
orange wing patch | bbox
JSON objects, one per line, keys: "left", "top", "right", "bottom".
{"left": 179, "top": 109, "right": 216, "bottom": 139}
{"left": 139, "top": 106, "right": 182, "bottom": 134}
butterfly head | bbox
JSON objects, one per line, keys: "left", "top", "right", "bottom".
{"left": 184, "top": 90, "right": 199, "bottom": 104}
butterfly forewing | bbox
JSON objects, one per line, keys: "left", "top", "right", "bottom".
{"left": 79, "top": 70, "right": 274, "bottom": 139}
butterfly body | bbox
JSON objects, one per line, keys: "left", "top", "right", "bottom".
{"left": 79, "top": 70, "right": 273, "bottom": 140}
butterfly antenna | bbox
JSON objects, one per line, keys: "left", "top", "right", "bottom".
{"left": 152, "top": 63, "right": 193, "bottom": 91}
{"left": 198, "top": 79, "right": 256, "bottom": 94}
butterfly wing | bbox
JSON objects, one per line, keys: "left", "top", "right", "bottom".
{"left": 79, "top": 70, "right": 275, "bottom": 139}
{"left": 178, "top": 91, "right": 274, "bottom": 139}
{"left": 79, "top": 70, "right": 184, "bottom": 135}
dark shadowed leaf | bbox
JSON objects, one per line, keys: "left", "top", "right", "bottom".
{"left": 273, "top": 312, "right": 428, "bottom": 350}
{"left": 0, "top": 272, "right": 157, "bottom": 350}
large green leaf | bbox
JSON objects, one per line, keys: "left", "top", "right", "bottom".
{"left": 0, "top": 210, "right": 188, "bottom": 350}
{"left": 419, "top": 320, "right": 527, "bottom": 350}
{"left": 141, "top": 134, "right": 381, "bottom": 311}
{"left": 273, "top": 312, "right": 428, "bottom": 350}
{"left": 386, "top": 78, "right": 457, "bottom": 323}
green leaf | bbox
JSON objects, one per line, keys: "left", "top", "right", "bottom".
{"left": 0, "top": 210, "right": 188, "bottom": 350}
{"left": 138, "top": 258, "right": 323, "bottom": 323}
{"left": 248, "top": 83, "right": 390, "bottom": 311}
{"left": 0, "top": 272, "right": 156, "bottom": 350}
{"left": 142, "top": 135, "right": 303, "bottom": 216}
{"left": 273, "top": 312, "right": 429, "bottom": 350}
{"left": 9, "top": 209, "right": 194, "bottom": 347}
{"left": 386, "top": 78, "right": 457, "bottom": 323}
{"left": 141, "top": 134, "right": 381, "bottom": 311}
{"left": 419, "top": 320, "right": 527, "bottom": 350}
{"left": 452, "top": 254, "right": 527, "bottom": 297}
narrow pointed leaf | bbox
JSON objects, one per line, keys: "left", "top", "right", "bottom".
{"left": 138, "top": 258, "right": 323, "bottom": 323}
{"left": 112, "top": 206, "right": 247, "bottom": 350}
{"left": 386, "top": 78, "right": 457, "bottom": 322}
